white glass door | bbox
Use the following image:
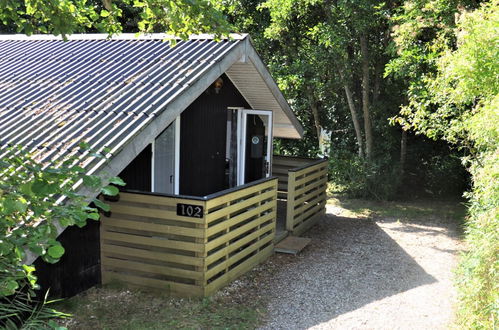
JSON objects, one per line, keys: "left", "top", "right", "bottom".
{"left": 152, "top": 117, "right": 180, "bottom": 194}
{"left": 237, "top": 109, "right": 273, "bottom": 185}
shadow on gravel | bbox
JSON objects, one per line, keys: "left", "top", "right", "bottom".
{"left": 261, "top": 214, "right": 437, "bottom": 329}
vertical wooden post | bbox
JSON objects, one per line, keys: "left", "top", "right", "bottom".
{"left": 99, "top": 195, "right": 108, "bottom": 286}
{"left": 271, "top": 180, "right": 277, "bottom": 240}
{"left": 223, "top": 201, "right": 231, "bottom": 279}
{"left": 196, "top": 201, "right": 208, "bottom": 293}
{"left": 286, "top": 171, "right": 296, "bottom": 232}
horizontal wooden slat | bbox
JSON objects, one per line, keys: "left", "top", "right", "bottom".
{"left": 294, "top": 188, "right": 326, "bottom": 209}
{"left": 278, "top": 183, "right": 288, "bottom": 190}
{"left": 102, "top": 256, "right": 203, "bottom": 280}
{"left": 272, "top": 156, "right": 311, "bottom": 168}
{"left": 294, "top": 166, "right": 328, "bottom": 187}
{"left": 206, "top": 233, "right": 274, "bottom": 280}
{"left": 206, "top": 201, "right": 275, "bottom": 237}
{"left": 294, "top": 191, "right": 327, "bottom": 215}
{"left": 292, "top": 211, "right": 324, "bottom": 237}
{"left": 294, "top": 177, "right": 328, "bottom": 201}
{"left": 101, "top": 243, "right": 203, "bottom": 266}
{"left": 205, "top": 189, "right": 276, "bottom": 223}
{"left": 291, "top": 159, "right": 328, "bottom": 173}
{"left": 205, "top": 223, "right": 274, "bottom": 265}
{"left": 118, "top": 192, "right": 205, "bottom": 208}
{"left": 204, "top": 244, "right": 273, "bottom": 296}
{"left": 206, "top": 179, "right": 277, "bottom": 209}
{"left": 293, "top": 199, "right": 327, "bottom": 227}
{"left": 102, "top": 217, "right": 205, "bottom": 238}
{"left": 102, "top": 272, "right": 204, "bottom": 297}
{"left": 206, "top": 211, "right": 275, "bottom": 251}
{"left": 271, "top": 168, "right": 291, "bottom": 175}
{"left": 109, "top": 204, "right": 206, "bottom": 224}
{"left": 101, "top": 231, "right": 205, "bottom": 253}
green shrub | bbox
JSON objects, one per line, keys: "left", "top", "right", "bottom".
{"left": 328, "top": 150, "right": 401, "bottom": 200}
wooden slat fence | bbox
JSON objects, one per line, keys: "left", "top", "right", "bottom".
{"left": 272, "top": 155, "right": 312, "bottom": 198}
{"left": 101, "top": 177, "right": 277, "bottom": 297}
{"left": 272, "top": 155, "right": 328, "bottom": 236}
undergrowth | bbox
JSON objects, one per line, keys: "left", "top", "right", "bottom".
{"left": 54, "top": 285, "right": 262, "bottom": 329}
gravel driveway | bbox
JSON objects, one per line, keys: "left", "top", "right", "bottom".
{"left": 217, "top": 200, "right": 464, "bottom": 330}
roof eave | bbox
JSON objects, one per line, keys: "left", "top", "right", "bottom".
{"left": 244, "top": 37, "right": 304, "bottom": 139}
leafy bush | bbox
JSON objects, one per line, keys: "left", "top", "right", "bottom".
{"left": 456, "top": 96, "right": 499, "bottom": 329}
{"left": 328, "top": 150, "right": 401, "bottom": 200}
{"left": 0, "top": 144, "right": 125, "bottom": 327}
{"left": 1, "top": 283, "right": 69, "bottom": 329}
{"left": 389, "top": 1, "right": 498, "bottom": 327}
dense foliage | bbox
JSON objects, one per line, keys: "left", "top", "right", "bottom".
{"left": 0, "top": 145, "right": 124, "bottom": 327}
{"left": 225, "top": 0, "right": 467, "bottom": 199}
{"left": 388, "top": 1, "right": 498, "bottom": 327}
{"left": 0, "top": 0, "right": 231, "bottom": 38}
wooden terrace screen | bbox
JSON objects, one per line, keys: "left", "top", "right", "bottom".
{"left": 272, "top": 156, "right": 328, "bottom": 236}
{"left": 100, "top": 178, "right": 277, "bottom": 297}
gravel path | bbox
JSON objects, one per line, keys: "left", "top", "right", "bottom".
{"left": 217, "top": 201, "right": 464, "bottom": 330}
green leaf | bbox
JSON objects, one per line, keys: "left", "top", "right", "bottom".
{"left": 23, "top": 264, "right": 36, "bottom": 274}
{"left": 82, "top": 175, "right": 101, "bottom": 188}
{"left": 93, "top": 199, "right": 111, "bottom": 212}
{"left": 31, "top": 180, "right": 45, "bottom": 194}
{"left": 4, "top": 198, "right": 27, "bottom": 214}
{"left": 0, "top": 240, "right": 13, "bottom": 256}
{"left": 19, "top": 182, "right": 33, "bottom": 195}
{"left": 87, "top": 212, "right": 100, "bottom": 220}
{"left": 101, "top": 185, "right": 119, "bottom": 196}
{"left": 47, "top": 245, "right": 65, "bottom": 259}
{"left": 100, "top": 9, "right": 110, "bottom": 17}
{"left": 0, "top": 279, "right": 19, "bottom": 296}
{"left": 109, "top": 176, "right": 126, "bottom": 186}
{"left": 79, "top": 141, "right": 90, "bottom": 150}
{"left": 28, "top": 243, "right": 45, "bottom": 256}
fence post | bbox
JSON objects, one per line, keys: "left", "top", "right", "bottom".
{"left": 286, "top": 171, "right": 296, "bottom": 232}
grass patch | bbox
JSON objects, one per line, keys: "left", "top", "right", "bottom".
{"left": 53, "top": 284, "right": 262, "bottom": 329}
{"left": 328, "top": 195, "right": 467, "bottom": 226}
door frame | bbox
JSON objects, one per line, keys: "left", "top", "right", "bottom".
{"left": 237, "top": 109, "right": 273, "bottom": 185}
{"left": 151, "top": 116, "right": 181, "bottom": 194}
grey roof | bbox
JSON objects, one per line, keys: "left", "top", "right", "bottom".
{"left": 0, "top": 34, "right": 303, "bottom": 178}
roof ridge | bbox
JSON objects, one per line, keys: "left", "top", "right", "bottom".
{"left": 0, "top": 33, "right": 247, "bottom": 41}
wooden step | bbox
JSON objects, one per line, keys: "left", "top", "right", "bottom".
{"left": 274, "top": 236, "right": 311, "bottom": 255}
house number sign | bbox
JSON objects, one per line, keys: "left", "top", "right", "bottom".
{"left": 176, "top": 203, "right": 203, "bottom": 218}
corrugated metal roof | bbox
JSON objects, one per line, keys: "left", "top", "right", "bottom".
{"left": 0, "top": 35, "right": 242, "bottom": 169}
{"left": 0, "top": 34, "right": 303, "bottom": 178}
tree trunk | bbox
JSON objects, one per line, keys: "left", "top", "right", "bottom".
{"left": 310, "top": 97, "right": 322, "bottom": 142}
{"left": 305, "top": 88, "right": 322, "bottom": 144}
{"left": 373, "top": 61, "right": 382, "bottom": 105}
{"left": 339, "top": 69, "right": 364, "bottom": 158}
{"left": 373, "top": 29, "right": 390, "bottom": 105}
{"left": 400, "top": 129, "right": 408, "bottom": 176}
{"left": 360, "top": 34, "right": 373, "bottom": 159}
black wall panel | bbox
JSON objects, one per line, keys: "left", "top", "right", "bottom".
{"left": 180, "top": 75, "right": 249, "bottom": 196}
{"left": 118, "top": 144, "right": 152, "bottom": 192}
{"left": 34, "top": 220, "right": 100, "bottom": 298}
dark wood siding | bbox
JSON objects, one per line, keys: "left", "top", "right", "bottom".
{"left": 34, "top": 221, "right": 100, "bottom": 298}
{"left": 118, "top": 144, "right": 152, "bottom": 192}
{"left": 180, "top": 74, "right": 249, "bottom": 196}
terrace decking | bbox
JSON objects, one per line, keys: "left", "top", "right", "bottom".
{"left": 100, "top": 156, "right": 328, "bottom": 296}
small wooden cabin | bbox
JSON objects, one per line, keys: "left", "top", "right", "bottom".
{"left": 0, "top": 34, "right": 328, "bottom": 297}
